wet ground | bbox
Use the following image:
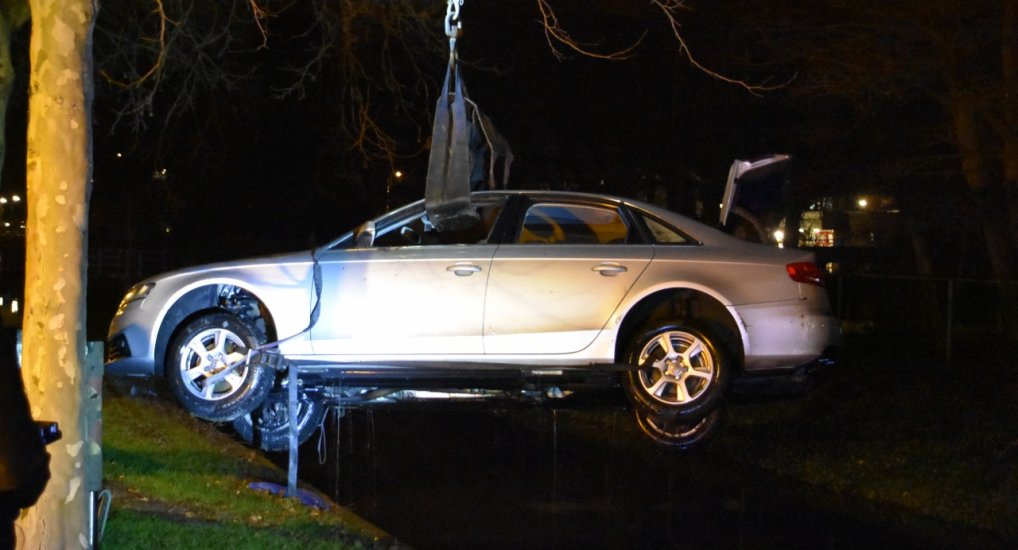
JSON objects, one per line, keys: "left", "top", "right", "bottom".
{"left": 290, "top": 401, "right": 926, "bottom": 550}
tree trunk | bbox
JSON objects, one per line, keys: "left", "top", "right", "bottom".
{"left": 17, "top": 0, "right": 96, "bottom": 547}
{"left": 949, "top": 90, "right": 1017, "bottom": 279}
{"left": 947, "top": 75, "right": 1018, "bottom": 339}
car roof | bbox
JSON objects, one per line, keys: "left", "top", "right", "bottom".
{"left": 322, "top": 189, "right": 758, "bottom": 252}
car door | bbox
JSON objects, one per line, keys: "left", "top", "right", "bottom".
{"left": 310, "top": 200, "right": 503, "bottom": 356}
{"left": 483, "top": 199, "right": 653, "bottom": 355}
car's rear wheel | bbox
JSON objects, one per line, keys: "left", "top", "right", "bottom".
{"left": 633, "top": 406, "right": 723, "bottom": 451}
{"left": 167, "top": 312, "right": 274, "bottom": 422}
{"left": 623, "top": 321, "right": 728, "bottom": 420}
{"left": 232, "top": 390, "right": 327, "bottom": 452}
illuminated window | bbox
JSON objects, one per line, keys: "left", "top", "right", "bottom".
{"left": 519, "top": 203, "right": 628, "bottom": 245}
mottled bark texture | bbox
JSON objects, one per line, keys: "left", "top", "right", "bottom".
{"left": 17, "top": 0, "right": 97, "bottom": 547}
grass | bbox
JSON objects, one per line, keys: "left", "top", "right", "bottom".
{"left": 101, "top": 381, "right": 403, "bottom": 549}
{"left": 718, "top": 348, "right": 1018, "bottom": 540}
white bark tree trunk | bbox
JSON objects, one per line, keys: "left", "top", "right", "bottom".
{"left": 17, "top": 0, "right": 96, "bottom": 547}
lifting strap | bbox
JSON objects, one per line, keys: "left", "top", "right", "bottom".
{"left": 469, "top": 100, "right": 513, "bottom": 191}
{"left": 425, "top": 56, "right": 477, "bottom": 231}
{"left": 425, "top": 0, "right": 512, "bottom": 232}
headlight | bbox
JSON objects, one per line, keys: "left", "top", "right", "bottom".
{"left": 117, "top": 282, "right": 155, "bottom": 312}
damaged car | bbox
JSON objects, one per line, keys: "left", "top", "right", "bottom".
{"left": 106, "top": 184, "right": 840, "bottom": 451}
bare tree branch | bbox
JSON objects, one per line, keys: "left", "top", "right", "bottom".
{"left": 93, "top": 1, "right": 791, "bottom": 166}
{"left": 98, "top": 0, "right": 169, "bottom": 90}
{"left": 317, "top": 0, "right": 445, "bottom": 165}
{"left": 536, "top": 0, "right": 645, "bottom": 61}
{"left": 651, "top": 0, "right": 793, "bottom": 95}
{"left": 246, "top": 0, "right": 271, "bottom": 48}
{"left": 95, "top": 0, "right": 270, "bottom": 133}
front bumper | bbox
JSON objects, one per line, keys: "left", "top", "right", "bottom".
{"left": 105, "top": 323, "right": 158, "bottom": 376}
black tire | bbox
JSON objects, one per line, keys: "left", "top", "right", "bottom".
{"left": 633, "top": 405, "right": 723, "bottom": 452}
{"left": 166, "top": 312, "right": 274, "bottom": 422}
{"left": 232, "top": 391, "right": 327, "bottom": 452}
{"left": 622, "top": 321, "right": 729, "bottom": 420}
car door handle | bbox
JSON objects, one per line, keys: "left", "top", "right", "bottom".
{"left": 447, "top": 263, "right": 482, "bottom": 276}
{"left": 592, "top": 262, "right": 628, "bottom": 276}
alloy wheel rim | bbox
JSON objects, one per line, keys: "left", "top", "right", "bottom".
{"left": 636, "top": 330, "right": 715, "bottom": 405}
{"left": 178, "top": 327, "right": 250, "bottom": 400}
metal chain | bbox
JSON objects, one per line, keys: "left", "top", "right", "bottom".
{"left": 445, "top": 0, "right": 463, "bottom": 37}
{"left": 445, "top": 0, "right": 463, "bottom": 43}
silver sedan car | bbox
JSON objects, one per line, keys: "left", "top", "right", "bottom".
{"left": 106, "top": 190, "right": 840, "bottom": 450}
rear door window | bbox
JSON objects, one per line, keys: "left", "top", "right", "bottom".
{"left": 518, "top": 203, "right": 628, "bottom": 244}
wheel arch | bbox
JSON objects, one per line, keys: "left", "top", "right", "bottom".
{"left": 614, "top": 287, "right": 745, "bottom": 372}
{"left": 154, "top": 283, "right": 278, "bottom": 377}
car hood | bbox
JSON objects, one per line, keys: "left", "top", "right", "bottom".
{"left": 145, "top": 250, "right": 317, "bottom": 283}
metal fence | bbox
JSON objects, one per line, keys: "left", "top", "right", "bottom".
{"left": 829, "top": 273, "right": 1018, "bottom": 363}
{"left": 89, "top": 248, "right": 168, "bottom": 282}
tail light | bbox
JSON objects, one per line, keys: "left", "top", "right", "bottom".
{"left": 786, "top": 262, "right": 824, "bottom": 286}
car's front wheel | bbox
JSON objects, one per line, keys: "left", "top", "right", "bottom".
{"left": 622, "top": 321, "right": 729, "bottom": 420}
{"left": 232, "top": 390, "right": 327, "bottom": 452}
{"left": 167, "top": 312, "right": 274, "bottom": 422}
